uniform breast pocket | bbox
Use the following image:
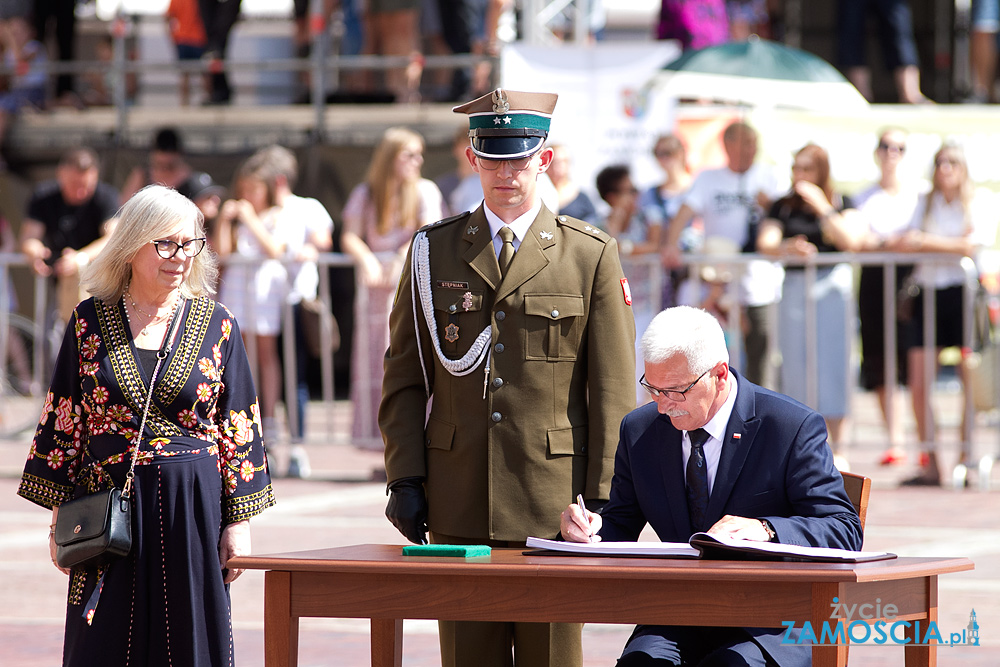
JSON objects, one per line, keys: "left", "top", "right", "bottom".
{"left": 433, "top": 288, "right": 484, "bottom": 355}
{"left": 524, "top": 294, "right": 585, "bottom": 361}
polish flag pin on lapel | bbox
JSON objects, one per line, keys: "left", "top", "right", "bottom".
{"left": 732, "top": 433, "right": 742, "bottom": 440}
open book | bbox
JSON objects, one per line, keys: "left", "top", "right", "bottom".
{"left": 525, "top": 532, "right": 896, "bottom": 563}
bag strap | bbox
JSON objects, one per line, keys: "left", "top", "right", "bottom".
{"left": 121, "top": 299, "right": 187, "bottom": 499}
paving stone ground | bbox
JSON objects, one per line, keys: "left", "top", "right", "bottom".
{"left": 1, "top": 391, "right": 997, "bottom": 666}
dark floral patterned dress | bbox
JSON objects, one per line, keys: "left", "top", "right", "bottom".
{"left": 18, "top": 295, "right": 276, "bottom": 667}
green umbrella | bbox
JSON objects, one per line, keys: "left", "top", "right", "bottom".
{"left": 651, "top": 37, "right": 868, "bottom": 112}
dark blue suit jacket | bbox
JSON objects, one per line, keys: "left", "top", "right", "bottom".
{"left": 599, "top": 371, "right": 863, "bottom": 666}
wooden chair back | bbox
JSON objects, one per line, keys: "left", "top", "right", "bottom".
{"left": 840, "top": 471, "right": 871, "bottom": 531}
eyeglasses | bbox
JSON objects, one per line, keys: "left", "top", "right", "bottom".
{"left": 399, "top": 150, "right": 423, "bottom": 162}
{"left": 934, "top": 157, "right": 961, "bottom": 169}
{"left": 639, "top": 369, "right": 709, "bottom": 401}
{"left": 477, "top": 156, "right": 534, "bottom": 172}
{"left": 877, "top": 142, "right": 906, "bottom": 154}
{"left": 151, "top": 238, "right": 207, "bottom": 259}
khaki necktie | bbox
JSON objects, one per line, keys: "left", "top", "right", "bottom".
{"left": 498, "top": 226, "right": 515, "bottom": 278}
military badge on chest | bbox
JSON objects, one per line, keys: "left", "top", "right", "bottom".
{"left": 443, "top": 290, "right": 476, "bottom": 343}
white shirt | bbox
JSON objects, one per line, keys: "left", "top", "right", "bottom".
{"left": 684, "top": 164, "right": 779, "bottom": 246}
{"left": 907, "top": 190, "right": 998, "bottom": 289}
{"left": 853, "top": 182, "right": 922, "bottom": 239}
{"left": 683, "top": 376, "right": 739, "bottom": 497}
{"left": 279, "top": 194, "right": 334, "bottom": 303}
{"left": 485, "top": 200, "right": 542, "bottom": 258}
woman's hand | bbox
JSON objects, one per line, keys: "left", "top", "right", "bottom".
{"left": 49, "top": 508, "right": 70, "bottom": 575}
{"left": 359, "top": 255, "right": 385, "bottom": 287}
{"left": 781, "top": 235, "right": 818, "bottom": 258}
{"left": 794, "top": 181, "right": 833, "bottom": 216}
{"left": 219, "top": 520, "right": 251, "bottom": 584}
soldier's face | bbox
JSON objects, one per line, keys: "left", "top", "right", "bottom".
{"left": 644, "top": 356, "right": 727, "bottom": 432}
{"left": 468, "top": 146, "right": 553, "bottom": 217}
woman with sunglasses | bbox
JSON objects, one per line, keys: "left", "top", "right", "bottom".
{"left": 17, "top": 185, "right": 274, "bottom": 666}
{"left": 854, "top": 127, "right": 922, "bottom": 467}
{"left": 889, "top": 143, "right": 998, "bottom": 486}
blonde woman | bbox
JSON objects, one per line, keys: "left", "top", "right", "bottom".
{"left": 18, "top": 185, "right": 273, "bottom": 665}
{"left": 341, "top": 127, "right": 444, "bottom": 451}
{"left": 889, "top": 143, "right": 998, "bottom": 485}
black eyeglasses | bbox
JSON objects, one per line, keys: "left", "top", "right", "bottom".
{"left": 152, "top": 238, "right": 207, "bottom": 259}
{"left": 877, "top": 142, "right": 906, "bottom": 154}
{"left": 477, "top": 156, "right": 534, "bottom": 172}
{"left": 639, "top": 369, "right": 709, "bottom": 401}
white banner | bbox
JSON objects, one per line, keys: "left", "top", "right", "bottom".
{"left": 501, "top": 43, "right": 682, "bottom": 201}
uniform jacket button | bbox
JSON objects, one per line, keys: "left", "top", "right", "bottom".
{"left": 448, "top": 304, "right": 457, "bottom": 313}
{"left": 492, "top": 377, "right": 503, "bottom": 388}
{"left": 491, "top": 412, "right": 502, "bottom": 422}
{"left": 551, "top": 309, "right": 559, "bottom": 318}
{"left": 496, "top": 310, "right": 506, "bottom": 321}
{"left": 494, "top": 343, "right": 504, "bottom": 353}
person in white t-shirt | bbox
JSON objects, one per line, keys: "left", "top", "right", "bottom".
{"left": 888, "top": 143, "right": 999, "bottom": 486}
{"left": 852, "top": 128, "right": 922, "bottom": 467}
{"left": 663, "top": 121, "right": 782, "bottom": 388}
{"left": 269, "top": 146, "right": 334, "bottom": 478}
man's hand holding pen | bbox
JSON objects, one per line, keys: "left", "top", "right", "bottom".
{"left": 560, "top": 494, "right": 602, "bottom": 543}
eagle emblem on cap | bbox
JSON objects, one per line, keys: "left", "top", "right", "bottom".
{"left": 492, "top": 89, "right": 510, "bottom": 114}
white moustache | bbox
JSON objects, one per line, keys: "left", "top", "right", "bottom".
{"left": 664, "top": 409, "right": 689, "bottom": 418}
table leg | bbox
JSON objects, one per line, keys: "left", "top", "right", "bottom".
{"left": 904, "top": 575, "right": 937, "bottom": 667}
{"left": 811, "top": 582, "right": 848, "bottom": 667}
{"left": 263, "top": 571, "right": 299, "bottom": 667}
{"left": 371, "top": 618, "right": 403, "bottom": 667}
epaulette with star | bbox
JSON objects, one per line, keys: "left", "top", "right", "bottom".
{"left": 556, "top": 214, "right": 611, "bottom": 243}
{"left": 419, "top": 211, "right": 473, "bottom": 234}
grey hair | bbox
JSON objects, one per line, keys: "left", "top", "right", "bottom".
{"left": 639, "top": 306, "right": 729, "bottom": 372}
{"left": 82, "top": 185, "right": 218, "bottom": 304}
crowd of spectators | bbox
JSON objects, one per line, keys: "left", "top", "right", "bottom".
{"left": 2, "top": 113, "right": 998, "bottom": 492}
{"left": 583, "top": 122, "right": 999, "bottom": 486}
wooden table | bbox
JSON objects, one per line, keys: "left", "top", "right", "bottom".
{"left": 230, "top": 544, "right": 973, "bottom": 667}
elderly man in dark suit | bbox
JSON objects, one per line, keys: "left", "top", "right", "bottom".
{"left": 562, "top": 306, "right": 862, "bottom": 667}
{"left": 380, "top": 89, "right": 637, "bottom": 667}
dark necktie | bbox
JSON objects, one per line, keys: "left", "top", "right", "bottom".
{"left": 686, "top": 428, "right": 711, "bottom": 533}
{"left": 498, "top": 226, "right": 515, "bottom": 278}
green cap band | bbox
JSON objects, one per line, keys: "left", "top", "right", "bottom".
{"left": 468, "top": 112, "right": 552, "bottom": 134}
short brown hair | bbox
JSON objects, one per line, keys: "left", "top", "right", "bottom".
{"left": 58, "top": 147, "right": 100, "bottom": 172}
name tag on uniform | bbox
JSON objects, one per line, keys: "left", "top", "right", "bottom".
{"left": 436, "top": 280, "right": 470, "bottom": 290}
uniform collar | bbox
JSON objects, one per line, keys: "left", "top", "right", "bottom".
{"left": 484, "top": 200, "right": 542, "bottom": 244}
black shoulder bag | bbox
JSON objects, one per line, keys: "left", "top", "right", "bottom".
{"left": 54, "top": 301, "right": 186, "bottom": 569}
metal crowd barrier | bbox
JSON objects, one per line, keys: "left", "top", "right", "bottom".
{"left": 656, "top": 251, "right": 993, "bottom": 491}
{"left": 3, "top": 249, "right": 998, "bottom": 489}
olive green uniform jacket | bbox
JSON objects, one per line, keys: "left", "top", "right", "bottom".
{"left": 380, "top": 204, "right": 636, "bottom": 541}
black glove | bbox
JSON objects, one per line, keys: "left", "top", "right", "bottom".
{"left": 385, "top": 477, "right": 428, "bottom": 545}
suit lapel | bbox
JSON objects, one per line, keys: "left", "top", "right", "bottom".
{"left": 707, "top": 373, "right": 760, "bottom": 521}
{"left": 461, "top": 208, "right": 500, "bottom": 290}
{"left": 494, "top": 207, "right": 553, "bottom": 303}
{"left": 654, "top": 415, "right": 694, "bottom": 538}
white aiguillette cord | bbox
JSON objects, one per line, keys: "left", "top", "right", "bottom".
{"left": 411, "top": 231, "right": 492, "bottom": 398}
{"left": 122, "top": 299, "right": 186, "bottom": 500}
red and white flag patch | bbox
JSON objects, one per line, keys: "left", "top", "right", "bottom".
{"left": 621, "top": 278, "right": 632, "bottom": 306}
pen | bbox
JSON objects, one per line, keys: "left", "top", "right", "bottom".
{"left": 576, "top": 493, "right": 594, "bottom": 542}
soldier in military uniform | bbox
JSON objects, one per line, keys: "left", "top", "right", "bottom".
{"left": 379, "top": 89, "right": 636, "bottom": 667}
